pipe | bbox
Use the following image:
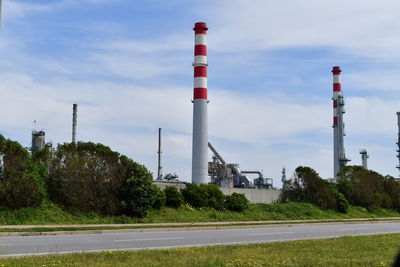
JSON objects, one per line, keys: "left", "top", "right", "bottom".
{"left": 208, "top": 142, "right": 226, "bottom": 165}
{"left": 241, "top": 170, "right": 264, "bottom": 179}
{"left": 231, "top": 166, "right": 241, "bottom": 186}
{"left": 72, "top": 104, "right": 77, "bottom": 144}
{"left": 192, "top": 22, "right": 209, "bottom": 184}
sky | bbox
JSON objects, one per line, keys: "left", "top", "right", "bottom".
{"left": 1, "top": 0, "right": 400, "bottom": 188}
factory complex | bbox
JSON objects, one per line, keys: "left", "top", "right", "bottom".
{"left": 30, "top": 22, "right": 400, "bottom": 195}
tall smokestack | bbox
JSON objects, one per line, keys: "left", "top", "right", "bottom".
{"left": 359, "top": 148, "right": 368, "bottom": 169}
{"left": 157, "top": 128, "right": 163, "bottom": 180}
{"left": 72, "top": 104, "right": 77, "bottom": 144}
{"left": 192, "top": 22, "right": 208, "bottom": 184}
{"left": 332, "top": 66, "right": 350, "bottom": 178}
{"left": 396, "top": 112, "right": 400, "bottom": 178}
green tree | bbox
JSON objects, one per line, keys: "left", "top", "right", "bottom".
{"left": 282, "top": 166, "right": 344, "bottom": 212}
{"left": 45, "top": 142, "right": 157, "bottom": 217}
{"left": 224, "top": 193, "right": 249, "bottom": 211}
{"left": 0, "top": 134, "right": 46, "bottom": 209}
{"left": 119, "top": 162, "right": 159, "bottom": 217}
{"left": 337, "top": 166, "right": 400, "bottom": 211}
{"left": 181, "top": 183, "right": 208, "bottom": 208}
{"left": 164, "top": 186, "right": 184, "bottom": 208}
{"left": 200, "top": 184, "right": 225, "bottom": 210}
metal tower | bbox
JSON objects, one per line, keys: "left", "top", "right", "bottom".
{"left": 191, "top": 22, "right": 209, "bottom": 184}
{"left": 332, "top": 66, "right": 350, "bottom": 178}
{"left": 359, "top": 148, "right": 368, "bottom": 169}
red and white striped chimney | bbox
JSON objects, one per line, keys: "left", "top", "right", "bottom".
{"left": 332, "top": 66, "right": 349, "bottom": 178}
{"left": 192, "top": 22, "right": 208, "bottom": 184}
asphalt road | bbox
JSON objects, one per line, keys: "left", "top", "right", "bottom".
{"left": 0, "top": 222, "right": 399, "bottom": 257}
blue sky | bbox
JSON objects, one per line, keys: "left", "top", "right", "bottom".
{"left": 1, "top": 0, "right": 400, "bottom": 187}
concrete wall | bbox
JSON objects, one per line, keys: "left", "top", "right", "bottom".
{"left": 219, "top": 187, "right": 281, "bottom": 204}
{"left": 154, "top": 181, "right": 281, "bottom": 204}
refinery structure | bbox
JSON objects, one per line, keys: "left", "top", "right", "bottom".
{"left": 331, "top": 66, "right": 350, "bottom": 178}
{"left": 21, "top": 21, "right": 400, "bottom": 188}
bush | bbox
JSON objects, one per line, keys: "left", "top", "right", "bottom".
{"left": 181, "top": 183, "right": 208, "bottom": 208}
{"left": 151, "top": 186, "right": 166, "bottom": 210}
{"left": 119, "top": 162, "right": 159, "bottom": 218}
{"left": 164, "top": 186, "right": 184, "bottom": 208}
{"left": 200, "top": 184, "right": 225, "bottom": 210}
{"left": 225, "top": 193, "right": 249, "bottom": 211}
{"left": 334, "top": 191, "right": 349, "bottom": 213}
{"left": 337, "top": 166, "right": 400, "bottom": 211}
{"left": 282, "top": 166, "right": 339, "bottom": 211}
{"left": 0, "top": 134, "right": 46, "bottom": 209}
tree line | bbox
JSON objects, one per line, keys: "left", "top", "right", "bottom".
{"left": 282, "top": 166, "right": 400, "bottom": 213}
{"left": 0, "top": 134, "right": 249, "bottom": 217}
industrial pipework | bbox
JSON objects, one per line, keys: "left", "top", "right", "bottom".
{"left": 359, "top": 148, "right": 369, "bottom": 169}
{"left": 72, "top": 104, "right": 77, "bottom": 144}
{"left": 332, "top": 66, "right": 350, "bottom": 178}
{"left": 192, "top": 22, "right": 209, "bottom": 184}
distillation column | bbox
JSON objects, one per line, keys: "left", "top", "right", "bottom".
{"left": 360, "top": 149, "right": 368, "bottom": 169}
{"left": 332, "top": 66, "right": 350, "bottom": 178}
{"left": 191, "top": 22, "right": 209, "bottom": 184}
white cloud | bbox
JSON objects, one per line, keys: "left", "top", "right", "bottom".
{"left": 204, "top": 0, "right": 400, "bottom": 59}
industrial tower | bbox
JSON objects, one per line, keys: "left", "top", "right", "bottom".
{"left": 192, "top": 22, "right": 209, "bottom": 184}
{"left": 332, "top": 66, "right": 350, "bottom": 178}
{"left": 72, "top": 104, "right": 78, "bottom": 144}
{"left": 157, "top": 128, "right": 163, "bottom": 180}
{"left": 396, "top": 112, "right": 400, "bottom": 178}
{"left": 359, "top": 149, "right": 369, "bottom": 169}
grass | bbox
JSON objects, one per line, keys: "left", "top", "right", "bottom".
{"left": 0, "top": 234, "right": 399, "bottom": 266}
{"left": 0, "top": 202, "right": 399, "bottom": 226}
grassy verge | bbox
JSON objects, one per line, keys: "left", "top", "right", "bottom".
{"left": 0, "top": 234, "right": 399, "bottom": 266}
{"left": 1, "top": 202, "right": 400, "bottom": 226}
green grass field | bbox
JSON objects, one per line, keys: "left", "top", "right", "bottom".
{"left": 0, "top": 234, "right": 399, "bottom": 266}
{"left": 0, "top": 201, "right": 399, "bottom": 226}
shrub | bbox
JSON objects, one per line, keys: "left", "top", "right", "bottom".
{"left": 164, "top": 186, "right": 184, "bottom": 208}
{"left": 200, "top": 184, "right": 225, "bottom": 210}
{"left": 181, "top": 183, "right": 208, "bottom": 208}
{"left": 119, "top": 162, "right": 159, "bottom": 218}
{"left": 44, "top": 142, "right": 157, "bottom": 217}
{"left": 0, "top": 134, "right": 46, "bottom": 209}
{"left": 334, "top": 191, "right": 349, "bottom": 213}
{"left": 225, "top": 193, "right": 249, "bottom": 211}
{"left": 337, "top": 166, "right": 399, "bottom": 211}
{"left": 151, "top": 186, "right": 166, "bottom": 210}
{"left": 282, "top": 166, "right": 338, "bottom": 211}
{"left": 46, "top": 142, "right": 127, "bottom": 215}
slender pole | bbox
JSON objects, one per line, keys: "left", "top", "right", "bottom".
{"left": 72, "top": 104, "right": 77, "bottom": 144}
{"left": 157, "top": 128, "right": 162, "bottom": 180}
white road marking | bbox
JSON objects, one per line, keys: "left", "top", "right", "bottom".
{"left": 0, "top": 244, "right": 9, "bottom": 246}
{"left": 114, "top": 237, "right": 184, "bottom": 242}
{"left": 337, "top": 228, "right": 370, "bottom": 231}
{"left": 248, "top": 231, "right": 294, "bottom": 236}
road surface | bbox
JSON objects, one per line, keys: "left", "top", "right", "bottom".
{"left": 0, "top": 222, "right": 399, "bottom": 257}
